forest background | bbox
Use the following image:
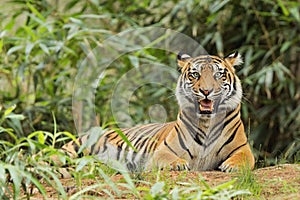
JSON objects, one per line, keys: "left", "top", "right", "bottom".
{"left": 0, "top": 0, "right": 299, "bottom": 198}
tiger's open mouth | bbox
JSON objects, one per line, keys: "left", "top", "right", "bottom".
{"left": 199, "top": 99, "right": 214, "bottom": 114}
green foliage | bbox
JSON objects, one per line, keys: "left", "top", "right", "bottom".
{"left": 0, "top": 105, "right": 64, "bottom": 199}
{"left": 0, "top": 0, "right": 111, "bottom": 134}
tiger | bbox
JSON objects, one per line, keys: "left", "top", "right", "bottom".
{"left": 59, "top": 51, "right": 255, "bottom": 172}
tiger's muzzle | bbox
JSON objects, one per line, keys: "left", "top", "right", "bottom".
{"left": 199, "top": 99, "right": 214, "bottom": 114}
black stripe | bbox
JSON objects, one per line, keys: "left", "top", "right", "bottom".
{"left": 138, "top": 141, "right": 151, "bottom": 160}
{"left": 109, "top": 132, "right": 120, "bottom": 141}
{"left": 179, "top": 113, "right": 205, "bottom": 146}
{"left": 116, "top": 146, "right": 122, "bottom": 160}
{"left": 194, "top": 57, "right": 222, "bottom": 63}
{"left": 211, "top": 120, "right": 241, "bottom": 147}
{"left": 134, "top": 136, "right": 149, "bottom": 151}
{"left": 72, "top": 139, "right": 80, "bottom": 152}
{"left": 185, "top": 112, "right": 207, "bottom": 138}
{"left": 227, "top": 71, "right": 232, "bottom": 85}
{"left": 216, "top": 123, "right": 241, "bottom": 156}
{"left": 180, "top": 114, "right": 197, "bottom": 135}
{"left": 213, "top": 60, "right": 221, "bottom": 65}
{"left": 194, "top": 135, "right": 204, "bottom": 146}
{"left": 141, "top": 137, "right": 153, "bottom": 156}
{"left": 180, "top": 115, "right": 205, "bottom": 146}
{"left": 147, "top": 137, "right": 157, "bottom": 153}
{"left": 206, "top": 109, "right": 239, "bottom": 147}
{"left": 208, "top": 116, "right": 225, "bottom": 136}
{"left": 213, "top": 58, "right": 223, "bottom": 63}
{"left": 184, "top": 92, "right": 195, "bottom": 104}
{"left": 218, "top": 144, "right": 245, "bottom": 170}
{"left": 105, "top": 129, "right": 116, "bottom": 137}
{"left": 224, "top": 107, "right": 237, "bottom": 121}
{"left": 126, "top": 162, "right": 136, "bottom": 172}
{"left": 210, "top": 108, "right": 238, "bottom": 135}
{"left": 99, "top": 136, "right": 108, "bottom": 154}
{"left": 164, "top": 139, "right": 178, "bottom": 156}
{"left": 116, "top": 138, "right": 125, "bottom": 147}
{"left": 90, "top": 136, "right": 99, "bottom": 154}
{"left": 233, "top": 76, "right": 237, "bottom": 90}
{"left": 180, "top": 112, "right": 206, "bottom": 139}
{"left": 175, "top": 125, "right": 194, "bottom": 159}
{"left": 131, "top": 149, "right": 139, "bottom": 162}
{"left": 221, "top": 142, "right": 248, "bottom": 165}
{"left": 205, "top": 124, "right": 223, "bottom": 147}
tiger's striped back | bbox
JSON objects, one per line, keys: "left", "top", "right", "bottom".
{"left": 61, "top": 52, "right": 255, "bottom": 172}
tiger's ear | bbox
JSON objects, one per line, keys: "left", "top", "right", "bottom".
{"left": 224, "top": 51, "right": 243, "bottom": 67}
{"left": 177, "top": 52, "right": 191, "bottom": 71}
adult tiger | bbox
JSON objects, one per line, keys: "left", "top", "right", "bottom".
{"left": 60, "top": 52, "right": 255, "bottom": 172}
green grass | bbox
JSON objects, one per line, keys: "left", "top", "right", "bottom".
{"left": 233, "top": 167, "right": 262, "bottom": 199}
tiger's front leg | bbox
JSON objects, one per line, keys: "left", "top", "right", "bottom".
{"left": 147, "top": 149, "right": 190, "bottom": 171}
{"left": 219, "top": 143, "right": 255, "bottom": 172}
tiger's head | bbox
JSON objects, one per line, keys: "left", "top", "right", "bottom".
{"left": 176, "top": 52, "right": 243, "bottom": 115}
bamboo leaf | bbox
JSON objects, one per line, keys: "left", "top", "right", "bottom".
{"left": 22, "top": 25, "right": 37, "bottom": 41}
{"left": 265, "top": 69, "right": 273, "bottom": 90}
{"left": 69, "top": 183, "right": 106, "bottom": 200}
{"left": 289, "top": 7, "right": 300, "bottom": 22}
{"left": 113, "top": 128, "right": 138, "bottom": 152}
{"left": 39, "top": 43, "right": 50, "bottom": 55}
{"left": 38, "top": 132, "right": 45, "bottom": 144}
{"left": 26, "top": 2, "right": 46, "bottom": 22}
{"left": 98, "top": 168, "right": 121, "bottom": 195}
{"left": 0, "top": 164, "right": 6, "bottom": 183}
{"left": 214, "top": 32, "right": 223, "bottom": 55}
{"left": 277, "top": 0, "right": 289, "bottom": 16}
{"left": 150, "top": 182, "right": 165, "bottom": 196}
{"left": 8, "top": 167, "right": 21, "bottom": 198}
{"left": 210, "top": 0, "right": 230, "bottom": 13}
{"left": 0, "top": 39, "right": 3, "bottom": 54}
{"left": 5, "top": 114, "right": 25, "bottom": 121}
{"left": 4, "top": 105, "right": 16, "bottom": 118}
{"left": 128, "top": 55, "right": 139, "bottom": 68}
{"left": 7, "top": 46, "right": 23, "bottom": 55}
{"left": 280, "top": 41, "right": 292, "bottom": 53}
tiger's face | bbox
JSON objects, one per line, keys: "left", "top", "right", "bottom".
{"left": 176, "top": 52, "right": 243, "bottom": 115}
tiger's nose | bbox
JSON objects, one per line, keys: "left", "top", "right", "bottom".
{"left": 200, "top": 88, "right": 213, "bottom": 96}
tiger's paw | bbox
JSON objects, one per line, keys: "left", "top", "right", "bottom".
{"left": 219, "top": 158, "right": 239, "bottom": 173}
{"left": 219, "top": 157, "right": 253, "bottom": 172}
{"left": 169, "top": 158, "right": 190, "bottom": 171}
{"left": 219, "top": 149, "right": 255, "bottom": 172}
{"left": 219, "top": 155, "right": 246, "bottom": 172}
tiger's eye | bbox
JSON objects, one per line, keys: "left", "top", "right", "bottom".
{"left": 214, "top": 72, "right": 222, "bottom": 79}
{"left": 190, "top": 72, "right": 200, "bottom": 79}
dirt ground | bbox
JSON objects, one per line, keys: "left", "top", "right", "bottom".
{"left": 29, "top": 164, "right": 299, "bottom": 199}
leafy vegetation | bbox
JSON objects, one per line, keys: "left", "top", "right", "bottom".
{"left": 0, "top": 0, "right": 299, "bottom": 199}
